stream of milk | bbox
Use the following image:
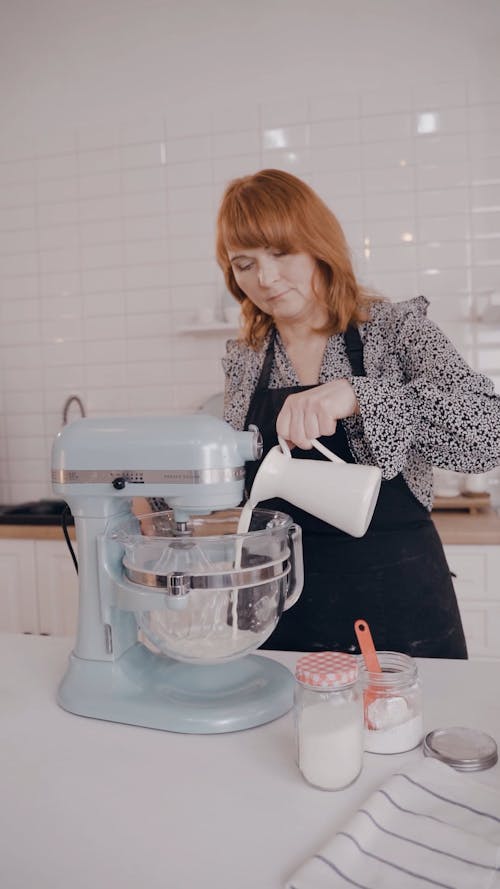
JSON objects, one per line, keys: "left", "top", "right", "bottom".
{"left": 231, "top": 499, "right": 255, "bottom": 638}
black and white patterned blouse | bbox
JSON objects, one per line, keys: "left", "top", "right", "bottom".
{"left": 222, "top": 296, "right": 500, "bottom": 510}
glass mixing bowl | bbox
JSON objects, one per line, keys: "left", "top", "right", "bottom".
{"left": 108, "top": 507, "right": 302, "bottom": 664}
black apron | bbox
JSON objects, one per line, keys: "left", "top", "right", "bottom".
{"left": 244, "top": 326, "right": 467, "bottom": 659}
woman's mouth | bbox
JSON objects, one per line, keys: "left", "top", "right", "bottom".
{"left": 267, "top": 289, "right": 289, "bottom": 302}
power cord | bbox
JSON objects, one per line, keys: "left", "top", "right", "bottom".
{"left": 61, "top": 504, "right": 78, "bottom": 574}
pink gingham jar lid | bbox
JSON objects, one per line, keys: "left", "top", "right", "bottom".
{"left": 295, "top": 652, "right": 359, "bottom": 688}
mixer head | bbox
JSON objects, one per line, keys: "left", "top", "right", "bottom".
{"left": 51, "top": 414, "right": 263, "bottom": 521}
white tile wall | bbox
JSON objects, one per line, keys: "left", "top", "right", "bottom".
{"left": 0, "top": 76, "right": 499, "bottom": 501}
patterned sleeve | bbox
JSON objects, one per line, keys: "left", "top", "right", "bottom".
{"left": 221, "top": 338, "right": 261, "bottom": 431}
{"left": 351, "top": 299, "right": 500, "bottom": 478}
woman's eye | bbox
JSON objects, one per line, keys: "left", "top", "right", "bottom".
{"left": 235, "top": 263, "right": 253, "bottom": 272}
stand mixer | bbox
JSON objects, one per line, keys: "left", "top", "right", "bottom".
{"left": 52, "top": 414, "right": 304, "bottom": 734}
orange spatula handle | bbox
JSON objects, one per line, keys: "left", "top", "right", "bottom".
{"left": 354, "top": 619, "right": 382, "bottom": 674}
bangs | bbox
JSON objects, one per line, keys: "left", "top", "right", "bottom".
{"left": 220, "top": 184, "right": 300, "bottom": 255}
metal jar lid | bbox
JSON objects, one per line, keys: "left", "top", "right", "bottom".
{"left": 423, "top": 726, "right": 498, "bottom": 772}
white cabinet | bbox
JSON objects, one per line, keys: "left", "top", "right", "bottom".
{"left": 36, "top": 540, "right": 79, "bottom": 636}
{"left": 0, "top": 538, "right": 78, "bottom": 637}
{"left": 444, "top": 545, "right": 500, "bottom": 659}
{"left": 0, "top": 539, "right": 38, "bottom": 633}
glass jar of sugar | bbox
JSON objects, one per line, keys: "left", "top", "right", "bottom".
{"left": 360, "top": 651, "right": 424, "bottom": 754}
{"left": 294, "top": 652, "right": 364, "bottom": 790}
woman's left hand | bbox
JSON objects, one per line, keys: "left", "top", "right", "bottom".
{"left": 276, "top": 379, "right": 359, "bottom": 449}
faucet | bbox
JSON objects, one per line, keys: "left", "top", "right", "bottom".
{"left": 62, "top": 395, "right": 86, "bottom": 426}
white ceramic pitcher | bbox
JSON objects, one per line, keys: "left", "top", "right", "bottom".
{"left": 248, "top": 436, "right": 382, "bottom": 538}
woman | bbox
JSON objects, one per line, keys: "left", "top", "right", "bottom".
{"left": 216, "top": 168, "right": 500, "bottom": 658}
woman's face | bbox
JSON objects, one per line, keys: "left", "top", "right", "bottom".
{"left": 227, "top": 246, "right": 322, "bottom": 324}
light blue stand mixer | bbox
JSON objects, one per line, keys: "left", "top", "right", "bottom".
{"left": 52, "top": 414, "right": 304, "bottom": 734}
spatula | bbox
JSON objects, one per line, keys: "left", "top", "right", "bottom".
{"left": 354, "top": 619, "right": 382, "bottom": 674}
{"left": 354, "top": 619, "right": 408, "bottom": 732}
{"left": 354, "top": 618, "right": 382, "bottom": 728}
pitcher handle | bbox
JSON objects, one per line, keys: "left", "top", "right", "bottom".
{"left": 311, "top": 437, "right": 346, "bottom": 464}
{"left": 278, "top": 435, "right": 292, "bottom": 457}
{"left": 278, "top": 434, "right": 345, "bottom": 465}
{"left": 283, "top": 523, "right": 304, "bottom": 611}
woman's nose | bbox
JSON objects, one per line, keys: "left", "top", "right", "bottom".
{"left": 257, "top": 259, "right": 280, "bottom": 287}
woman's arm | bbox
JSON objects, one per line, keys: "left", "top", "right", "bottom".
{"left": 351, "top": 307, "right": 500, "bottom": 477}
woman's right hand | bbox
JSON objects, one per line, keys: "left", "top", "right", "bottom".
{"left": 276, "top": 379, "right": 359, "bottom": 450}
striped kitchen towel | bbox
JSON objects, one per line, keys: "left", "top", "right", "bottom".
{"left": 287, "top": 757, "right": 500, "bottom": 889}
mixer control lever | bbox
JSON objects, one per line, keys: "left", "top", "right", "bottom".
{"left": 104, "top": 623, "right": 113, "bottom": 653}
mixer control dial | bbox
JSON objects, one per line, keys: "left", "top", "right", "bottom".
{"left": 112, "top": 476, "right": 127, "bottom": 490}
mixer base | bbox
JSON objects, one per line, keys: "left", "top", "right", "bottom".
{"left": 58, "top": 642, "right": 295, "bottom": 734}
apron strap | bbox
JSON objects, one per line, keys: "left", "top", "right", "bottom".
{"left": 254, "top": 328, "right": 278, "bottom": 391}
{"left": 343, "top": 324, "right": 366, "bottom": 377}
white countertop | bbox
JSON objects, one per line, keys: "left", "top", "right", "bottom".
{"left": 2, "top": 635, "right": 500, "bottom": 889}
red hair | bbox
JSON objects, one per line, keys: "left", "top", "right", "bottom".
{"left": 216, "top": 169, "right": 380, "bottom": 348}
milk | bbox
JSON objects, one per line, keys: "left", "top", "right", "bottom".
{"left": 298, "top": 701, "right": 364, "bottom": 790}
{"left": 235, "top": 499, "right": 254, "bottom": 538}
{"left": 231, "top": 500, "right": 255, "bottom": 638}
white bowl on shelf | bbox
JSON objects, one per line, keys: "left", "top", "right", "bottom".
{"left": 433, "top": 469, "right": 463, "bottom": 498}
{"left": 463, "top": 473, "right": 489, "bottom": 495}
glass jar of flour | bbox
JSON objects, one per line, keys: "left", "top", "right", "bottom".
{"left": 294, "top": 652, "right": 364, "bottom": 790}
{"left": 360, "top": 651, "right": 424, "bottom": 754}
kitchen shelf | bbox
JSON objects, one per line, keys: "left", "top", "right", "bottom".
{"left": 433, "top": 493, "right": 491, "bottom": 515}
